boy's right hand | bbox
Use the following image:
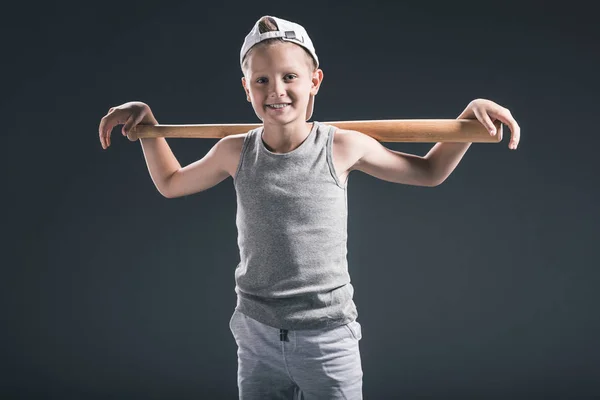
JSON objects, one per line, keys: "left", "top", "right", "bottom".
{"left": 98, "top": 101, "right": 156, "bottom": 150}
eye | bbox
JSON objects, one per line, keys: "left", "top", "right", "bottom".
{"left": 255, "top": 74, "right": 297, "bottom": 84}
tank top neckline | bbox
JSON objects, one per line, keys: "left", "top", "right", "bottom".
{"left": 258, "top": 121, "right": 319, "bottom": 157}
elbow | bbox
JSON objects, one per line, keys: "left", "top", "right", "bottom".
{"left": 161, "top": 185, "right": 184, "bottom": 199}
{"left": 428, "top": 171, "right": 446, "bottom": 187}
{"left": 423, "top": 159, "right": 442, "bottom": 187}
{"left": 159, "top": 170, "right": 179, "bottom": 199}
{"left": 426, "top": 165, "right": 445, "bottom": 187}
{"left": 159, "top": 187, "right": 175, "bottom": 199}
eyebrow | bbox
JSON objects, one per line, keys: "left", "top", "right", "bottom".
{"left": 251, "top": 67, "right": 301, "bottom": 75}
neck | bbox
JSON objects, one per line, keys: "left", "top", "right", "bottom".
{"left": 261, "top": 119, "right": 314, "bottom": 154}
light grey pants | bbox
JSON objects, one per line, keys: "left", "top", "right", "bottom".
{"left": 228, "top": 309, "right": 363, "bottom": 399}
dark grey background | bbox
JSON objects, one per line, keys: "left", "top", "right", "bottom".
{"left": 3, "top": 0, "right": 599, "bottom": 398}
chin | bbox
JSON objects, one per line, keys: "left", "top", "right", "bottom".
{"left": 262, "top": 109, "right": 300, "bottom": 122}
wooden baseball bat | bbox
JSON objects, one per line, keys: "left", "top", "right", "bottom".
{"left": 127, "top": 119, "right": 502, "bottom": 143}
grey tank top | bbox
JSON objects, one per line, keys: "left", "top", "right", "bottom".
{"left": 232, "top": 121, "right": 358, "bottom": 330}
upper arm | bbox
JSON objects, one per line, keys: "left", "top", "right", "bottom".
{"left": 163, "top": 134, "right": 243, "bottom": 198}
{"left": 349, "top": 130, "right": 437, "bottom": 187}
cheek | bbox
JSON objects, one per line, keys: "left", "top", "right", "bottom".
{"left": 249, "top": 90, "right": 260, "bottom": 101}
{"left": 251, "top": 87, "right": 266, "bottom": 98}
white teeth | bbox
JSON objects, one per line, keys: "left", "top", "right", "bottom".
{"left": 268, "top": 103, "right": 289, "bottom": 109}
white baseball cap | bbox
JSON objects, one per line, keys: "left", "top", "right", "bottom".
{"left": 240, "top": 16, "right": 319, "bottom": 70}
{"left": 240, "top": 16, "right": 320, "bottom": 121}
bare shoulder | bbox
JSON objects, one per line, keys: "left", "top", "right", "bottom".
{"left": 332, "top": 127, "right": 369, "bottom": 146}
{"left": 331, "top": 127, "right": 369, "bottom": 172}
{"left": 217, "top": 133, "right": 247, "bottom": 178}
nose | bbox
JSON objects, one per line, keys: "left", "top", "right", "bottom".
{"left": 268, "top": 79, "right": 286, "bottom": 99}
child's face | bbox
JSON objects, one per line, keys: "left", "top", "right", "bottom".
{"left": 242, "top": 42, "right": 322, "bottom": 123}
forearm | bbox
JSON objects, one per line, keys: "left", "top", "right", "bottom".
{"left": 138, "top": 113, "right": 181, "bottom": 197}
{"left": 424, "top": 142, "right": 471, "bottom": 185}
{"left": 424, "top": 107, "right": 476, "bottom": 185}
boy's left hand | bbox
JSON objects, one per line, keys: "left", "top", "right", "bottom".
{"left": 463, "top": 98, "right": 521, "bottom": 150}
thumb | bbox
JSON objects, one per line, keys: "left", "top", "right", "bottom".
{"left": 473, "top": 107, "right": 497, "bottom": 136}
{"left": 122, "top": 112, "right": 145, "bottom": 136}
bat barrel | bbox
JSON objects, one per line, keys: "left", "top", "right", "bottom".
{"left": 128, "top": 119, "right": 502, "bottom": 143}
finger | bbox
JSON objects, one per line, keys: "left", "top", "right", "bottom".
{"left": 492, "top": 108, "right": 521, "bottom": 150}
{"left": 99, "top": 114, "right": 111, "bottom": 149}
{"left": 122, "top": 114, "right": 134, "bottom": 136}
{"left": 100, "top": 108, "right": 121, "bottom": 148}
{"left": 98, "top": 118, "right": 105, "bottom": 149}
{"left": 473, "top": 107, "right": 497, "bottom": 135}
{"left": 106, "top": 115, "right": 114, "bottom": 147}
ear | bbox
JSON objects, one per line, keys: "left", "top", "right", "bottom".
{"left": 241, "top": 76, "right": 251, "bottom": 102}
{"left": 310, "top": 69, "right": 324, "bottom": 97}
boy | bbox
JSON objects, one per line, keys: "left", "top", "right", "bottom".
{"left": 98, "top": 15, "right": 520, "bottom": 400}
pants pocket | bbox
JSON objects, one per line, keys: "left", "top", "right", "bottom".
{"left": 343, "top": 320, "right": 362, "bottom": 341}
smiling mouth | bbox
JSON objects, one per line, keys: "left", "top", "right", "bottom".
{"left": 266, "top": 103, "right": 291, "bottom": 109}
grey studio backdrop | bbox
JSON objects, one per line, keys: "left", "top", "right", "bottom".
{"left": 3, "top": 1, "right": 599, "bottom": 399}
